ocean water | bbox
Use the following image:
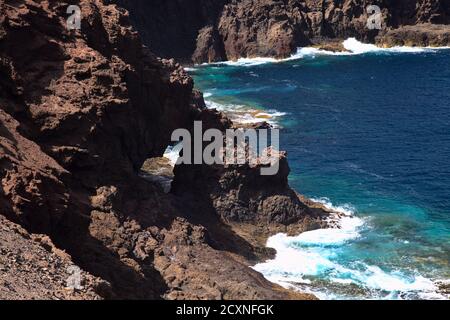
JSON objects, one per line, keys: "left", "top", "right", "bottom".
{"left": 188, "top": 39, "right": 450, "bottom": 300}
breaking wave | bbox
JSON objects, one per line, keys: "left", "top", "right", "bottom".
{"left": 253, "top": 198, "right": 447, "bottom": 300}
{"left": 191, "top": 38, "right": 450, "bottom": 68}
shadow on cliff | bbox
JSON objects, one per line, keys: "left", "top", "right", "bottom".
{"left": 110, "top": 168, "right": 263, "bottom": 263}
{"left": 52, "top": 188, "right": 169, "bottom": 300}
{"left": 176, "top": 193, "right": 263, "bottom": 262}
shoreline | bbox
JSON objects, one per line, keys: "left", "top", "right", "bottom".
{"left": 186, "top": 51, "right": 450, "bottom": 300}
{"left": 184, "top": 37, "right": 450, "bottom": 69}
{"left": 2, "top": 0, "right": 449, "bottom": 302}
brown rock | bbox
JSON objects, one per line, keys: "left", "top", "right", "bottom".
{"left": 376, "top": 23, "right": 450, "bottom": 47}
{"left": 173, "top": 149, "right": 326, "bottom": 226}
{"left": 192, "top": 26, "right": 227, "bottom": 64}
{"left": 0, "top": 215, "right": 104, "bottom": 300}
{"left": 1, "top": 0, "right": 325, "bottom": 301}
{"left": 112, "top": 0, "right": 450, "bottom": 63}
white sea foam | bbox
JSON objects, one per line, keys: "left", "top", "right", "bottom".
{"left": 216, "top": 47, "right": 345, "bottom": 67}
{"left": 221, "top": 56, "right": 280, "bottom": 67}
{"left": 294, "top": 47, "right": 351, "bottom": 57}
{"left": 253, "top": 198, "right": 446, "bottom": 300}
{"left": 310, "top": 197, "right": 356, "bottom": 217}
{"left": 205, "top": 99, "right": 286, "bottom": 127}
{"left": 254, "top": 234, "right": 336, "bottom": 278}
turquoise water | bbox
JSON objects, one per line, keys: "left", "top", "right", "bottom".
{"left": 189, "top": 42, "right": 450, "bottom": 299}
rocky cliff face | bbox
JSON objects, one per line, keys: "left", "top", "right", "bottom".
{"left": 3, "top": 0, "right": 447, "bottom": 301}
{"left": 109, "top": 0, "right": 229, "bottom": 62}
{"left": 112, "top": 0, "right": 450, "bottom": 63}
{"left": 0, "top": 0, "right": 200, "bottom": 232}
{"left": 0, "top": 0, "right": 198, "bottom": 299}
{"left": 0, "top": 0, "right": 322, "bottom": 299}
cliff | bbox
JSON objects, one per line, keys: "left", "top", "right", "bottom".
{"left": 4, "top": 0, "right": 444, "bottom": 301}
{"left": 112, "top": 0, "right": 450, "bottom": 63}
{"left": 0, "top": 0, "right": 325, "bottom": 299}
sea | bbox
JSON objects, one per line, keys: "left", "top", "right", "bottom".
{"left": 185, "top": 38, "right": 450, "bottom": 300}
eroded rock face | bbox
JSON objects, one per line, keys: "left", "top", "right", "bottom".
{"left": 0, "top": 0, "right": 199, "bottom": 229}
{"left": 0, "top": 0, "right": 439, "bottom": 301}
{"left": 0, "top": 109, "right": 69, "bottom": 233}
{"left": 217, "top": 0, "right": 303, "bottom": 60}
{"left": 1, "top": 0, "right": 321, "bottom": 300}
{"left": 152, "top": 217, "right": 316, "bottom": 300}
{"left": 112, "top": 0, "right": 450, "bottom": 63}
{"left": 376, "top": 23, "right": 450, "bottom": 47}
{"left": 192, "top": 26, "right": 227, "bottom": 64}
{"left": 0, "top": 0, "right": 200, "bottom": 299}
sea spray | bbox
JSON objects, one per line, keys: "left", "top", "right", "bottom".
{"left": 253, "top": 198, "right": 445, "bottom": 300}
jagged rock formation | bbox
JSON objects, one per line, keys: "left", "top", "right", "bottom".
{"left": 4, "top": 0, "right": 447, "bottom": 302}
{"left": 109, "top": 0, "right": 229, "bottom": 62}
{"left": 112, "top": 0, "right": 450, "bottom": 63}
{"left": 0, "top": 0, "right": 321, "bottom": 300}
{"left": 0, "top": 0, "right": 197, "bottom": 299}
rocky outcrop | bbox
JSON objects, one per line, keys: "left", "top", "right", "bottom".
{"left": 386, "top": 0, "right": 450, "bottom": 26}
{"left": 111, "top": 0, "right": 450, "bottom": 63}
{"left": 1, "top": 0, "right": 322, "bottom": 300}
{"left": 192, "top": 26, "right": 227, "bottom": 64}
{"left": 11, "top": 0, "right": 446, "bottom": 302}
{"left": 216, "top": 0, "right": 304, "bottom": 61}
{"left": 0, "top": 0, "right": 198, "bottom": 233}
{"left": 0, "top": 109, "right": 69, "bottom": 233}
{"left": 109, "top": 0, "right": 229, "bottom": 62}
{"left": 376, "top": 23, "right": 450, "bottom": 47}
{"left": 173, "top": 151, "right": 325, "bottom": 225}
{"left": 169, "top": 107, "right": 329, "bottom": 264}
{"left": 0, "top": 0, "right": 198, "bottom": 299}
{"left": 150, "top": 217, "right": 316, "bottom": 300}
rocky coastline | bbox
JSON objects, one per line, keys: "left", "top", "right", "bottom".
{"left": 1, "top": 0, "right": 449, "bottom": 300}
{"left": 112, "top": 0, "right": 450, "bottom": 64}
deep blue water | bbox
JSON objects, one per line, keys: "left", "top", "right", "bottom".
{"left": 189, "top": 46, "right": 450, "bottom": 299}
